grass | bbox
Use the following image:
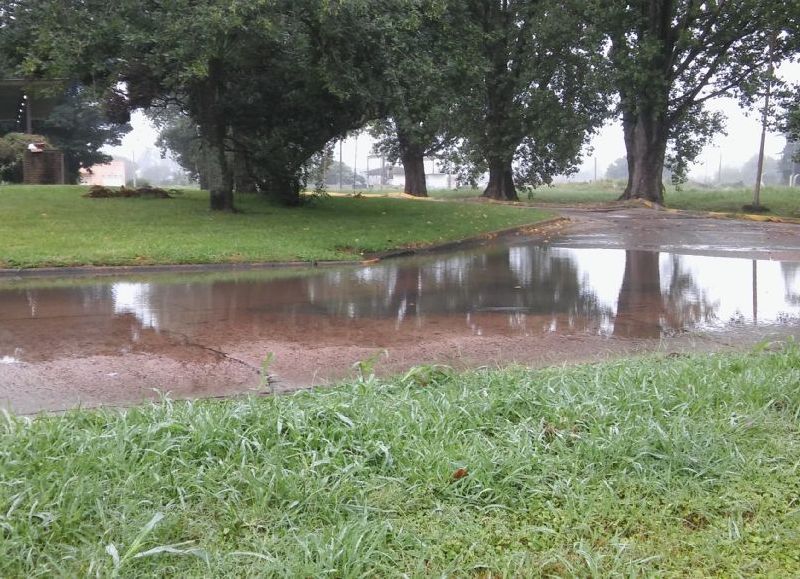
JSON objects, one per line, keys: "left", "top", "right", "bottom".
{"left": 429, "top": 182, "right": 800, "bottom": 217}
{"left": 0, "top": 185, "right": 551, "bottom": 269}
{"left": 2, "top": 346, "right": 800, "bottom": 576}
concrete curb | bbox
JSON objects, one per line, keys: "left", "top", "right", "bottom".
{"left": 636, "top": 200, "right": 800, "bottom": 225}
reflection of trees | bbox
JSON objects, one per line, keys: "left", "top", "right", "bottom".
{"left": 781, "top": 263, "right": 800, "bottom": 306}
{"left": 12, "top": 246, "right": 781, "bottom": 361}
{"left": 0, "top": 245, "right": 613, "bottom": 361}
{"left": 303, "top": 245, "right": 612, "bottom": 334}
{"left": 614, "top": 251, "right": 718, "bottom": 338}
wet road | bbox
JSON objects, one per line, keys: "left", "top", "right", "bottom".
{"left": 1, "top": 208, "right": 799, "bottom": 413}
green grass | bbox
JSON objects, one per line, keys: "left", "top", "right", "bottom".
{"left": 662, "top": 186, "right": 800, "bottom": 217}
{"left": 3, "top": 347, "right": 800, "bottom": 576}
{"left": 430, "top": 182, "right": 800, "bottom": 217}
{"left": 0, "top": 185, "right": 551, "bottom": 268}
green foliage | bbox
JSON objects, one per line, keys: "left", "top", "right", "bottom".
{"left": 2, "top": 347, "right": 800, "bottom": 575}
{"left": 369, "top": 0, "right": 461, "bottom": 165}
{"left": 151, "top": 109, "right": 202, "bottom": 184}
{"left": 0, "top": 133, "right": 50, "bottom": 182}
{"left": 1, "top": 0, "right": 395, "bottom": 207}
{"left": 0, "top": 185, "right": 552, "bottom": 268}
{"left": 601, "top": 0, "right": 800, "bottom": 194}
{"left": 442, "top": 0, "right": 610, "bottom": 194}
{"left": 38, "top": 84, "right": 131, "bottom": 183}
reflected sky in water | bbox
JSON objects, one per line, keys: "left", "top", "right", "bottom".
{"left": 1, "top": 244, "right": 798, "bottom": 362}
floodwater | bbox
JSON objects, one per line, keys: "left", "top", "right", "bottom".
{"left": 1, "top": 209, "right": 799, "bottom": 413}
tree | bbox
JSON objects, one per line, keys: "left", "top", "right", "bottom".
{"left": 606, "top": 157, "right": 629, "bottom": 180}
{"left": 2, "top": 0, "right": 392, "bottom": 209}
{"left": 369, "top": 1, "right": 462, "bottom": 197}
{"left": 778, "top": 137, "right": 800, "bottom": 184}
{"left": 152, "top": 111, "right": 204, "bottom": 187}
{"left": 602, "top": 0, "right": 799, "bottom": 203}
{"left": 0, "top": 133, "right": 49, "bottom": 182}
{"left": 444, "top": 0, "right": 609, "bottom": 201}
{"left": 320, "top": 160, "right": 367, "bottom": 189}
{"left": 38, "top": 85, "right": 131, "bottom": 183}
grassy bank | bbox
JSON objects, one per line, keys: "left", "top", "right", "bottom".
{"left": 3, "top": 347, "right": 800, "bottom": 576}
{"left": 430, "top": 183, "right": 800, "bottom": 217}
{"left": 0, "top": 186, "right": 551, "bottom": 269}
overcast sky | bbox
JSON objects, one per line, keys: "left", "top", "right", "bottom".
{"left": 107, "top": 60, "right": 800, "bottom": 182}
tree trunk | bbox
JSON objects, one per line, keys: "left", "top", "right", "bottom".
{"left": 196, "top": 57, "right": 235, "bottom": 212}
{"left": 263, "top": 170, "right": 303, "bottom": 206}
{"left": 198, "top": 169, "right": 209, "bottom": 192}
{"left": 396, "top": 127, "right": 428, "bottom": 197}
{"left": 482, "top": 158, "right": 518, "bottom": 201}
{"left": 401, "top": 147, "right": 427, "bottom": 197}
{"left": 206, "top": 138, "right": 234, "bottom": 211}
{"left": 233, "top": 151, "right": 257, "bottom": 194}
{"left": 613, "top": 250, "right": 663, "bottom": 339}
{"left": 619, "top": 113, "right": 668, "bottom": 204}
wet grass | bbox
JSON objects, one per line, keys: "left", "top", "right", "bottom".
{"left": 430, "top": 182, "right": 800, "bottom": 217}
{"left": 3, "top": 346, "right": 800, "bottom": 576}
{"left": 0, "top": 185, "right": 551, "bottom": 269}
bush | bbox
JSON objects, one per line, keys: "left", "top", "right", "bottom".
{"left": 0, "top": 133, "right": 51, "bottom": 183}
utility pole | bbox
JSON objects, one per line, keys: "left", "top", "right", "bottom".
{"left": 131, "top": 149, "right": 137, "bottom": 187}
{"left": 593, "top": 157, "right": 597, "bottom": 182}
{"left": 352, "top": 136, "right": 358, "bottom": 189}
{"left": 752, "top": 260, "right": 758, "bottom": 325}
{"left": 25, "top": 94, "right": 32, "bottom": 134}
{"left": 753, "top": 33, "right": 776, "bottom": 211}
{"left": 338, "top": 140, "right": 343, "bottom": 192}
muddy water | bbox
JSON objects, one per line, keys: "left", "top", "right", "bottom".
{"left": 2, "top": 210, "right": 800, "bottom": 413}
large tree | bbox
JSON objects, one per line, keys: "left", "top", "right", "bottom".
{"left": 369, "top": 1, "right": 464, "bottom": 197}
{"left": 603, "top": 0, "right": 799, "bottom": 203}
{"left": 38, "top": 85, "right": 131, "bottom": 183}
{"left": 443, "top": 0, "right": 609, "bottom": 201}
{"left": 1, "top": 0, "right": 392, "bottom": 209}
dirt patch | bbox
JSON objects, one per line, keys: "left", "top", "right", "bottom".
{"left": 83, "top": 185, "right": 176, "bottom": 199}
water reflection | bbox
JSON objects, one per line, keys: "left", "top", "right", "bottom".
{"left": 0, "top": 245, "right": 798, "bottom": 363}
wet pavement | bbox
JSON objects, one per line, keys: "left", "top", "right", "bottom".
{"left": 1, "top": 207, "right": 799, "bottom": 413}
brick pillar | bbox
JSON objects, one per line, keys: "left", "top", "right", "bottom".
{"left": 23, "top": 150, "right": 66, "bottom": 185}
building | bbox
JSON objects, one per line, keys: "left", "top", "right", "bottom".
{"left": 80, "top": 160, "right": 127, "bottom": 187}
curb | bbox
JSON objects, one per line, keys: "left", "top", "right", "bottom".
{"left": 0, "top": 260, "right": 363, "bottom": 279}
{"left": 637, "top": 200, "right": 800, "bottom": 225}
{"left": 364, "top": 216, "right": 569, "bottom": 261}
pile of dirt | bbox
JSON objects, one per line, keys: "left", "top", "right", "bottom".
{"left": 83, "top": 185, "right": 174, "bottom": 199}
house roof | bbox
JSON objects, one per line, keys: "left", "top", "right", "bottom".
{"left": 0, "top": 79, "right": 65, "bottom": 123}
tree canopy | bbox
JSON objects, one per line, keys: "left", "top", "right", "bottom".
{"left": 1, "top": 0, "right": 797, "bottom": 207}
{"left": 602, "top": 0, "right": 800, "bottom": 203}
{"left": 442, "top": 0, "right": 610, "bottom": 201}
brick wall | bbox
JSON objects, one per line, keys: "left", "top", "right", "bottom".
{"left": 23, "top": 150, "right": 65, "bottom": 185}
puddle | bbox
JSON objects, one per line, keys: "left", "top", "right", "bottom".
{"left": 1, "top": 241, "right": 799, "bottom": 413}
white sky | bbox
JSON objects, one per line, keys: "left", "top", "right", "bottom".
{"left": 107, "top": 60, "right": 800, "bottom": 181}
{"left": 560, "top": 247, "right": 798, "bottom": 327}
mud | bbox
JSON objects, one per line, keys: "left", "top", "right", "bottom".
{"left": 1, "top": 207, "right": 799, "bottom": 414}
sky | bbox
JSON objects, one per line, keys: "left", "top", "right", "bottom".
{"left": 106, "top": 60, "right": 800, "bottom": 183}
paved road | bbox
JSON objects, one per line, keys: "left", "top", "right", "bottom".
{"left": 552, "top": 207, "right": 800, "bottom": 260}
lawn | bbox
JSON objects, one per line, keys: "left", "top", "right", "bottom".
{"left": 430, "top": 182, "right": 800, "bottom": 217}
{"left": 0, "top": 186, "right": 551, "bottom": 269}
{"left": 2, "top": 346, "right": 800, "bottom": 576}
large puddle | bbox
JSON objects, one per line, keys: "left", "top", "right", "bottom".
{"left": 2, "top": 240, "right": 799, "bottom": 413}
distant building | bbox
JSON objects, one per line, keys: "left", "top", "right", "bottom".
{"left": 370, "top": 158, "right": 457, "bottom": 189}
{"left": 80, "top": 160, "right": 126, "bottom": 187}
